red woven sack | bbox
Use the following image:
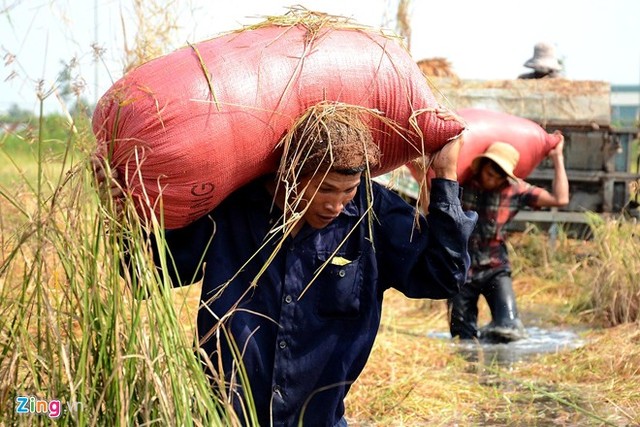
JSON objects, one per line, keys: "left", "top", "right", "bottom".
{"left": 93, "top": 23, "right": 464, "bottom": 229}
{"left": 409, "top": 108, "right": 562, "bottom": 186}
{"left": 454, "top": 108, "right": 562, "bottom": 184}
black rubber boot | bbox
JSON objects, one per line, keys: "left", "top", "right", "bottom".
{"left": 480, "top": 270, "right": 528, "bottom": 343}
{"left": 448, "top": 283, "right": 481, "bottom": 340}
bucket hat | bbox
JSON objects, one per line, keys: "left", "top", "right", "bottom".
{"left": 524, "top": 42, "right": 562, "bottom": 72}
{"left": 471, "top": 142, "right": 520, "bottom": 181}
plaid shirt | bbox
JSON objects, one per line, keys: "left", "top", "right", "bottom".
{"left": 462, "top": 177, "right": 543, "bottom": 278}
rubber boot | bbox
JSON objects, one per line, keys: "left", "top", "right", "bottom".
{"left": 448, "top": 284, "right": 481, "bottom": 340}
{"left": 480, "top": 270, "right": 528, "bottom": 343}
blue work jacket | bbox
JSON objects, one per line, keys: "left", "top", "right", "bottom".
{"left": 153, "top": 176, "right": 476, "bottom": 426}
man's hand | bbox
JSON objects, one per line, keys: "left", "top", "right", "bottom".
{"left": 413, "top": 132, "right": 464, "bottom": 215}
{"left": 412, "top": 107, "right": 465, "bottom": 180}
{"left": 435, "top": 107, "right": 465, "bottom": 125}
{"left": 91, "top": 155, "right": 124, "bottom": 212}
{"left": 548, "top": 131, "right": 565, "bottom": 166}
{"left": 430, "top": 107, "right": 465, "bottom": 180}
{"left": 431, "top": 135, "right": 463, "bottom": 181}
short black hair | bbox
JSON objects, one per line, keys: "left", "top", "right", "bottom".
{"left": 283, "top": 105, "right": 380, "bottom": 178}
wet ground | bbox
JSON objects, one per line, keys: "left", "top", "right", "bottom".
{"left": 427, "top": 326, "right": 586, "bottom": 365}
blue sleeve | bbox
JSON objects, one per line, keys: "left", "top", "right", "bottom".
{"left": 375, "top": 179, "right": 477, "bottom": 299}
{"left": 149, "top": 213, "right": 216, "bottom": 287}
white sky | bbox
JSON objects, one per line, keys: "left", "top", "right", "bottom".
{"left": 1, "top": 0, "right": 639, "bottom": 114}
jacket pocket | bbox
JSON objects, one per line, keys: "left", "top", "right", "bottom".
{"left": 315, "top": 252, "right": 363, "bottom": 319}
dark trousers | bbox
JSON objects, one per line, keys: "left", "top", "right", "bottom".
{"left": 448, "top": 268, "right": 521, "bottom": 339}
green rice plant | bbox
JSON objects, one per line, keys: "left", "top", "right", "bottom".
{"left": 576, "top": 213, "right": 640, "bottom": 326}
{"left": 0, "top": 98, "right": 252, "bottom": 425}
{"left": 629, "top": 138, "right": 639, "bottom": 174}
{"left": 508, "top": 223, "right": 586, "bottom": 282}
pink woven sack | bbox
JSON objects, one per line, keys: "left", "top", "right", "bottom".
{"left": 93, "top": 23, "right": 465, "bottom": 229}
{"left": 454, "top": 108, "right": 562, "bottom": 184}
{"left": 409, "top": 108, "right": 562, "bottom": 187}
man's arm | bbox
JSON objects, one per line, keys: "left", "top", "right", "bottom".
{"left": 375, "top": 179, "right": 476, "bottom": 299}
{"left": 533, "top": 133, "right": 570, "bottom": 207}
{"left": 375, "top": 133, "right": 477, "bottom": 299}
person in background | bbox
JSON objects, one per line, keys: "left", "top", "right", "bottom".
{"left": 449, "top": 137, "right": 568, "bottom": 343}
{"left": 95, "top": 106, "right": 476, "bottom": 426}
{"left": 518, "top": 42, "right": 563, "bottom": 79}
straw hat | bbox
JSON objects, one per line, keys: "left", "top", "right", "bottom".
{"left": 471, "top": 142, "right": 520, "bottom": 181}
{"left": 524, "top": 42, "right": 562, "bottom": 72}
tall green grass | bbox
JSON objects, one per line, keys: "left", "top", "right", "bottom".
{"left": 579, "top": 213, "right": 640, "bottom": 326}
{"left": 508, "top": 216, "right": 640, "bottom": 328}
{"left": 0, "top": 103, "right": 250, "bottom": 425}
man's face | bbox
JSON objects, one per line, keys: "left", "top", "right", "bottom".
{"left": 479, "top": 162, "right": 508, "bottom": 191}
{"left": 298, "top": 171, "right": 362, "bottom": 229}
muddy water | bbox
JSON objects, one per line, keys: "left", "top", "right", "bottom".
{"left": 427, "top": 327, "right": 586, "bottom": 365}
{"left": 423, "top": 328, "right": 597, "bottom": 425}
